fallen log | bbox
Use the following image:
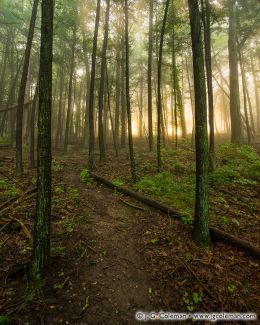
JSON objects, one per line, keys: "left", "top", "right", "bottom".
{"left": 92, "top": 173, "right": 260, "bottom": 259}
{"left": 92, "top": 174, "right": 183, "bottom": 219}
{"left": 0, "top": 187, "right": 36, "bottom": 213}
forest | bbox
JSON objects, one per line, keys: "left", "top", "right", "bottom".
{"left": 0, "top": 0, "right": 259, "bottom": 323}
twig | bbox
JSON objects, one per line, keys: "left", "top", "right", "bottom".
{"left": 177, "top": 258, "right": 214, "bottom": 298}
{"left": 119, "top": 198, "right": 147, "bottom": 211}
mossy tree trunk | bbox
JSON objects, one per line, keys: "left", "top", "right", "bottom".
{"left": 188, "top": 0, "right": 211, "bottom": 247}
{"left": 30, "top": 0, "right": 53, "bottom": 286}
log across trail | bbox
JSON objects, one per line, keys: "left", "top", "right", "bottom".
{"left": 92, "top": 173, "right": 260, "bottom": 259}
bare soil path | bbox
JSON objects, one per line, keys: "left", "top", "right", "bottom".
{"left": 51, "top": 153, "right": 154, "bottom": 324}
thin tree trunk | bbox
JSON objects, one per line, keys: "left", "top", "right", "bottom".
{"left": 147, "top": 0, "right": 154, "bottom": 151}
{"left": 98, "top": 0, "right": 110, "bottom": 162}
{"left": 228, "top": 0, "right": 242, "bottom": 144}
{"left": 16, "top": 0, "right": 39, "bottom": 174}
{"left": 115, "top": 44, "right": 120, "bottom": 153}
{"left": 201, "top": 0, "right": 214, "bottom": 165}
{"left": 88, "top": 0, "right": 101, "bottom": 170}
{"left": 157, "top": 0, "right": 170, "bottom": 172}
{"left": 125, "top": 0, "right": 136, "bottom": 182}
{"left": 64, "top": 25, "right": 76, "bottom": 152}
{"left": 30, "top": 83, "right": 38, "bottom": 167}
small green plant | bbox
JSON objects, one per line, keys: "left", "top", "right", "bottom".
{"left": 80, "top": 169, "right": 95, "bottom": 187}
{"left": 68, "top": 187, "right": 79, "bottom": 200}
{"left": 0, "top": 178, "right": 19, "bottom": 198}
{"left": 181, "top": 215, "right": 193, "bottom": 225}
{"left": 54, "top": 186, "right": 64, "bottom": 195}
{"left": 183, "top": 291, "right": 202, "bottom": 312}
{"left": 231, "top": 218, "right": 240, "bottom": 226}
{"left": 112, "top": 178, "right": 125, "bottom": 187}
{"left": 0, "top": 178, "right": 7, "bottom": 190}
{"left": 52, "top": 159, "right": 63, "bottom": 172}
{"left": 150, "top": 238, "right": 159, "bottom": 244}
{"left": 61, "top": 220, "right": 74, "bottom": 233}
{"left": 2, "top": 185, "right": 19, "bottom": 199}
{"left": 227, "top": 283, "right": 237, "bottom": 293}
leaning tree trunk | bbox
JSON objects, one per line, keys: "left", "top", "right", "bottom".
{"left": 98, "top": 0, "right": 110, "bottom": 162}
{"left": 30, "top": 0, "right": 53, "bottom": 288}
{"left": 147, "top": 0, "right": 154, "bottom": 151}
{"left": 228, "top": 0, "right": 242, "bottom": 144}
{"left": 157, "top": 0, "right": 170, "bottom": 172}
{"left": 16, "top": 0, "right": 39, "bottom": 174}
{"left": 188, "top": 0, "right": 211, "bottom": 247}
{"left": 88, "top": 0, "right": 101, "bottom": 170}
{"left": 125, "top": 0, "right": 136, "bottom": 182}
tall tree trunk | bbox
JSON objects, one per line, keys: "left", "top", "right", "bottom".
{"left": 125, "top": 0, "right": 136, "bottom": 182}
{"left": 157, "top": 0, "right": 170, "bottom": 172}
{"left": 82, "top": 35, "right": 90, "bottom": 147}
{"left": 30, "top": 83, "right": 38, "bottom": 168}
{"left": 238, "top": 48, "right": 252, "bottom": 144}
{"left": 115, "top": 44, "right": 120, "bottom": 153}
{"left": 98, "top": 0, "right": 110, "bottom": 162}
{"left": 16, "top": 0, "right": 39, "bottom": 174}
{"left": 64, "top": 25, "right": 76, "bottom": 152}
{"left": 188, "top": 0, "right": 211, "bottom": 247}
{"left": 88, "top": 0, "right": 101, "bottom": 170}
{"left": 228, "top": 0, "right": 242, "bottom": 144}
{"left": 202, "top": 0, "right": 214, "bottom": 164}
{"left": 139, "top": 66, "right": 144, "bottom": 138}
{"left": 121, "top": 43, "right": 126, "bottom": 148}
{"left": 55, "top": 67, "right": 64, "bottom": 149}
{"left": 147, "top": 0, "right": 154, "bottom": 151}
{"left": 30, "top": 0, "right": 53, "bottom": 287}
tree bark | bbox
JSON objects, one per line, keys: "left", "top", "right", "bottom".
{"left": 228, "top": 0, "right": 242, "bottom": 144}
{"left": 98, "top": 0, "right": 110, "bottom": 162}
{"left": 88, "top": 0, "right": 101, "bottom": 170}
{"left": 64, "top": 25, "right": 77, "bottom": 152}
{"left": 157, "top": 0, "right": 170, "bottom": 172}
{"left": 147, "top": 0, "right": 154, "bottom": 151}
{"left": 201, "top": 0, "right": 214, "bottom": 164}
{"left": 125, "top": 0, "right": 136, "bottom": 182}
{"left": 16, "top": 0, "right": 39, "bottom": 174}
{"left": 30, "top": 0, "right": 53, "bottom": 286}
{"left": 188, "top": 0, "right": 211, "bottom": 247}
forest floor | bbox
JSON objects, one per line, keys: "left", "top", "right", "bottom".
{"left": 0, "top": 143, "right": 260, "bottom": 324}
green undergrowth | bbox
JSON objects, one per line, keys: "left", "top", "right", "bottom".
{"left": 111, "top": 143, "right": 259, "bottom": 218}
{"left": 80, "top": 169, "right": 95, "bottom": 188}
{"left": 210, "top": 144, "right": 260, "bottom": 186}
{"left": 0, "top": 178, "right": 20, "bottom": 199}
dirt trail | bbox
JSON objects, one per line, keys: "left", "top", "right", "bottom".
{"left": 61, "top": 156, "right": 154, "bottom": 324}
